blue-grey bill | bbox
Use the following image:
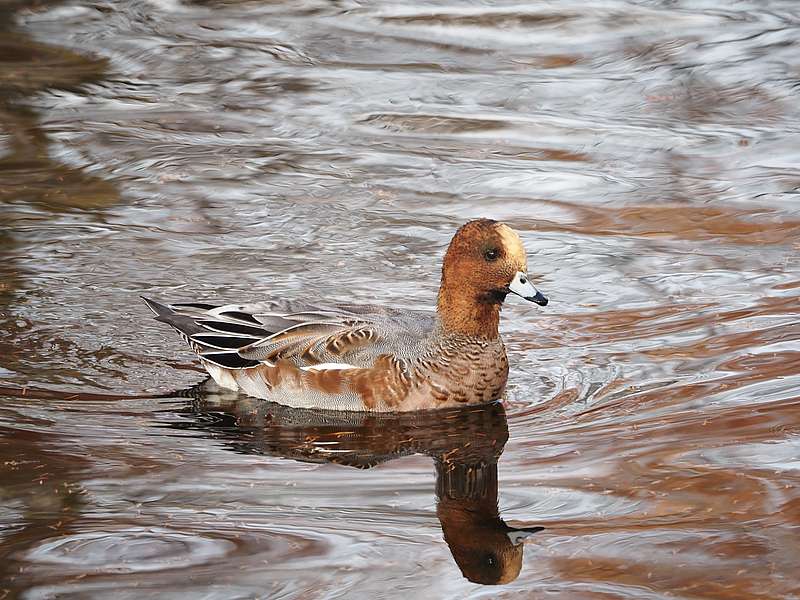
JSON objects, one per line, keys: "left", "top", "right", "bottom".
{"left": 508, "top": 271, "right": 548, "bottom": 306}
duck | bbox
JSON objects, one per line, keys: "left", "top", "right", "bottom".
{"left": 142, "top": 218, "right": 548, "bottom": 411}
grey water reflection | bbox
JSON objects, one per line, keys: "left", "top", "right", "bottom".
{"left": 0, "top": 0, "right": 120, "bottom": 385}
{"left": 168, "top": 386, "right": 543, "bottom": 586}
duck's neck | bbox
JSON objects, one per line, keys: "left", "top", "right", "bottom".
{"left": 437, "top": 284, "right": 501, "bottom": 340}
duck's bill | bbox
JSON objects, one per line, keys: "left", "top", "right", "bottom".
{"left": 508, "top": 271, "right": 548, "bottom": 306}
{"left": 507, "top": 526, "right": 545, "bottom": 546}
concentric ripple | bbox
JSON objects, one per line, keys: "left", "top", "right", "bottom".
{"left": 23, "top": 527, "right": 236, "bottom": 573}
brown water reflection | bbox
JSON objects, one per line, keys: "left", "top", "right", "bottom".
{"left": 1, "top": 0, "right": 800, "bottom": 598}
{"left": 0, "top": 8, "right": 116, "bottom": 209}
{"left": 0, "top": 423, "right": 90, "bottom": 593}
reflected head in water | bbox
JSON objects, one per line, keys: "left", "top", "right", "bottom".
{"left": 165, "top": 383, "right": 544, "bottom": 585}
{"left": 437, "top": 460, "right": 543, "bottom": 585}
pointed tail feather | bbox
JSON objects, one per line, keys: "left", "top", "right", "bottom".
{"left": 142, "top": 296, "right": 264, "bottom": 369}
{"left": 141, "top": 296, "right": 207, "bottom": 337}
{"left": 141, "top": 296, "right": 172, "bottom": 318}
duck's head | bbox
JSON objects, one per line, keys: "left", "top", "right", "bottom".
{"left": 438, "top": 219, "right": 547, "bottom": 336}
{"left": 440, "top": 515, "right": 544, "bottom": 585}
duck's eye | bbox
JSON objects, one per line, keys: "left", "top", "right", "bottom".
{"left": 484, "top": 248, "right": 499, "bottom": 261}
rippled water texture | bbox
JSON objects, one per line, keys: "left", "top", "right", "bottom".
{"left": 2, "top": 1, "right": 800, "bottom": 598}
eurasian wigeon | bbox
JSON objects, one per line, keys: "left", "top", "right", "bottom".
{"left": 143, "top": 219, "right": 548, "bottom": 411}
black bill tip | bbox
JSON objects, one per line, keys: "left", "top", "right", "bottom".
{"left": 526, "top": 291, "right": 548, "bottom": 306}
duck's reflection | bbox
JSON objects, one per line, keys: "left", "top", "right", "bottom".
{"left": 167, "top": 384, "right": 542, "bottom": 585}
{"left": 436, "top": 459, "right": 542, "bottom": 584}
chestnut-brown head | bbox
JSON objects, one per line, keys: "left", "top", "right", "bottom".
{"left": 437, "top": 219, "right": 547, "bottom": 337}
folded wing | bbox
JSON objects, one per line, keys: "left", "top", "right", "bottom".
{"left": 142, "top": 297, "right": 434, "bottom": 370}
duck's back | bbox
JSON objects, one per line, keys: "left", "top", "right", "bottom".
{"left": 144, "top": 298, "right": 438, "bottom": 407}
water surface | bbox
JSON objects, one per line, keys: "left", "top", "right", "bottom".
{"left": 1, "top": 1, "right": 799, "bottom": 598}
